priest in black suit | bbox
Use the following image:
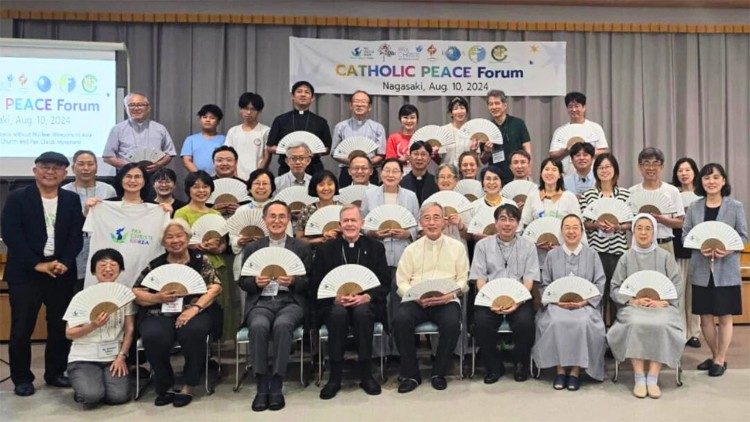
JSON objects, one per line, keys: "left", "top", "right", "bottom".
{"left": 1, "top": 152, "right": 84, "bottom": 397}
{"left": 239, "top": 200, "right": 312, "bottom": 412}
{"left": 312, "top": 204, "right": 389, "bottom": 400}
{"left": 399, "top": 141, "right": 438, "bottom": 206}
{"left": 266, "top": 81, "right": 332, "bottom": 176}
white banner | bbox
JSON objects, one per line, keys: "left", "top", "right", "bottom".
{"left": 289, "top": 37, "right": 566, "bottom": 97}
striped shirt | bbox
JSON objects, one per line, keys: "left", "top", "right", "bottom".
{"left": 579, "top": 187, "right": 630, "bottom": 255}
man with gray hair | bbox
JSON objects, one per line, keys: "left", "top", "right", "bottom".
{"left": 312, "top": 203, "right": 389, "bottom": 399}
{"left": 274, "top": 142, "right": 312, "bottom": 191}
{"left": 103, "top": 92, "right": 175, "bottom": 172}
{"left": 479, "top": 90, "right": 531, "bottom": 185}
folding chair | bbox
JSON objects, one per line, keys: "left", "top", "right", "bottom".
{"left": 233, "top": 325, "right": 306, "bottom": 392}
{"left": 316, "top": 322, "right": 386, "bottom": 386}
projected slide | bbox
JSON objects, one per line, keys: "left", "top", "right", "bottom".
{"left": 0, "top": 56, "right": 116, "bottom": 158}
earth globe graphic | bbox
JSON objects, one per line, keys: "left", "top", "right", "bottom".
{"left": 58, "top": 74, "right": 76, "bottom": 93}
{"left": 37, "top": 76, "right": 52, "bottom": 92}
{"left": 445, "top": 46, "right": 461, "bottom": 61}
{"left": 468, "top": 46, "right": 486, "bottom": 63}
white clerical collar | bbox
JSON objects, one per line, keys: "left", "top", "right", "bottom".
{"left": 352, "top": 117, "right": 366, "bottom": 126}
{"left": 269, "top": 235, "right": 287, "bottom": 246}
{"left": 563, "top": 243, "right": 583, "bottom": 256}
{"left": 295, "top": 108, "right": 309, "bottom": 115}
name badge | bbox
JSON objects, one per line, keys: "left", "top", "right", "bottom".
{"left": 161, "top": 297, "right": 184, "bottom": 313}
{"left": 98, "top": 341, "right": 120, "bottom": 358}
{"left": 492, "top": 150, "right": 505, "bottom": 163}
{"left": 261, "top": 281, "right": 280, "bottom": 297}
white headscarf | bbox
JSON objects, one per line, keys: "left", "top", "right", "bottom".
{"left": 631, "top": 213, "right": 658, "bottom": 254}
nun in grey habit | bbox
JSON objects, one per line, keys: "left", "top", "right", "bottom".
{"left": 606, "top": 213, "right": 685, "bottom": 399}
{"left": 532, "top": 214, "right": 606, "bottom": 389}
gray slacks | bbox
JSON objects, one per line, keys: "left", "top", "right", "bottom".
{"left": 67, "top": 360, "right": 130, "bottom": 405}
{"left": 245, "top": 296, "right": 304, "bottom": 377}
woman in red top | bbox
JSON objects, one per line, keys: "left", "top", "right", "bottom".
{"left": 385, "top": 104, "right": 419, "bottom": 174}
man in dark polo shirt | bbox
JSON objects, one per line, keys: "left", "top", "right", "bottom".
{"left": 479, "top": 90, "right": 531, "bottom": 185}
{"left": 266, "top": 81, "right": 332, "bottom": 176}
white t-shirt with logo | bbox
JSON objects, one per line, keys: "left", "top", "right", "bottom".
{"left": 549, "top": 119, "right": 608, "bottom": 174}
{"left": 67, "top": 302, "right": 137, "bottom": 363}
{"left": 224, "top": 123, "right": 270, "bottom": 180}
{"left": 83, "top": 201, "right": 170, "bottom": 288}
{"left": 41, "top": 196, "right": 58, "bottom": 257}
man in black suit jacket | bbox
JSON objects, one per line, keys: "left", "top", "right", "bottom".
{"left": 399, "top": 141, "right": 438, "bottom": 206}
{"left": 312, "top": 204, "right": 390, "bottom": 400}
{"left": 1, "top": 152, "right": 84, "bottom": 397}
{"left": 238, "top": 200, "right": 311, "bottom": 412}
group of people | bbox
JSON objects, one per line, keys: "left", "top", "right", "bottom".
{"left": 1, "top": 83, "right": 746, "bottom": 413}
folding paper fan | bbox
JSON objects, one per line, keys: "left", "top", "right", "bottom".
{"left": 207, "top": 178, "right": 252, "bottom": 205}
{"left": 317, "top": 264, "right": 380, "bottom": 299}
{"left": 541, "top": 275, "right": 600, "bottom": 305}
{"left": 474, "top": 277, "right": 532, "bottom": 309}
{"left": 683, "top": 221, "right": 744, "bottom": 252}
{"left": 332, "top": 136, "right": 379, "bottom": 160}
{"left": 274, "top": 186, "right": 317, "bottom": 212}
{"left": 501, "top": 180, "right": 537, "bottom": 203}
{"left": 627, "top": 190, "right": 676, "bottom": 215}
{"left": 619, "top": 270, "right": 677, "bottom": 301}
{"left": 189, "top": 214, "right": 228, "bottom": 244}
{"left": 582, "top": 197, "right": 634, "bottom": 226}
{"left": 402, "top": 279, "right": 461, "bottom": 302}
{"left": 240, "top": 247, "right": 306, "bottom": 277}
{"left": 140, "top": 264, "right": 207, "bottom": 296}
{"left": 553, "top": 124, "right": 589, "bottom": 150}
{"left": 63, "top": 283, "right": 135, "bottom": 327}
{"left": 335, "top": 184, "right": 370, "bottom": 206}
{"left": 423, "top": 190, "right": 473, "bottom": 216}
{"left": 522, "top": 216, "right": 562, "bottom": 245}
{"left": 467, "top": 206, "right": 497, "bottom": 236}
{"left": 362, "top": 204, "right": 418, "bottom": 231}
{"left": 304, "top": 205, "right": 343, "bottom": 236}
{"left": 124, "top": 147, "right": 166, "bottom": 163}
{"left": 455, "top": 179, "right": 484, "bottom": 202}
{"left": 276, "top": 131, "right": 327, "bottom": 155}
{"left": 680, "top": 191, "right": 702, "bottom": 209}
{"left": 460, "top": 118, "right": 503, "bottom": 145}
{"left": 411, "top": 125, "right": 455, "bottom": 152}
{"left": 225, "top": 207, "right": 267, "bottom": 239}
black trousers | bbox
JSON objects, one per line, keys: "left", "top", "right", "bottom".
{"left": 473, "top": 302, "right": 535, "bottom": 373}
{"left": 139, "top": 312, "right": 213, "bottom": 394}
{"left": 320, "top": 303, "right": 375, "bottom": 363}
{"left": 393, "top": 301, "right": 461, "bottom": 379}
{"left": 8, "top": 276, "right": 73, "bottom": 385}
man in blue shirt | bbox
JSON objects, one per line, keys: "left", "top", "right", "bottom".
{"left": 563, "top": 142, "right": 595, "bottom": 197}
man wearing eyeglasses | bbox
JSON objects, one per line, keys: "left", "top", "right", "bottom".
{"left": 274, "top": 142, "right": 313, "bottom": 192}
{"left": 2, "top": 152, "right": 85, "bottom": 397}
{"left": 331, "top": 90, "right": 386, "bottom": 187}
{"left": 103, "top": 92, "right": 176, "bottom": 172}
{"left": 399, "top": 141, "right": 438, "bottom": 206}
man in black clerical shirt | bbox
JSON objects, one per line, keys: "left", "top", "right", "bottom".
{"left": 266, "top": 81, "right": 332, "bottom": 176}
{"left": 399, "top": 141, "right": 438, "bottom": 206}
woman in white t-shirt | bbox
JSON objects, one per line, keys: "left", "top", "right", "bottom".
{"left": 441, "top": 96, "right": 477, "bottom": 167}
{"left": 65, "top": 248, "right": 135, "bottom": 407}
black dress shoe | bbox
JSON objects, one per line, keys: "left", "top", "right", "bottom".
{"left": 397, "top": 378, "right": 421, "bottom": 393}
{"left": 45, "top": 375, "right": 71, "bottom": 388}
{"left": 251, "top": 393, "right": 269, "bottom": 411}
{"left": 484, "top": 372, "right": 502, "bottom": 384}
{"left": 431, "top": 376, "right": 447, "bottom": 390}
{"left": 173, "top": 393, "right": 192, "bottom": 407}
{"left": 360, "top": 376, "right": 382, "bottom": 395}
{"left": 268, "top": 393, "right": 285, "bottom": 411}
{"left": 319, "top": 380, "right": 341, "bottom": 400}
{"left": 697, "top": 358, "right": 714, "bottom": 370}
{"left": 686, "top": 337, "right": 701, "bottom": 348}
{"left": 513, "top": 363, "right": 529, "bottom": 382}
{"left": 14, "top": 382, "right": 35, "bottom": 397}
{"left": 708, "top": 362, "right": 727, "bottom": 377}
{"left": 154, "top": 392, "right": 175, "bottom": 406}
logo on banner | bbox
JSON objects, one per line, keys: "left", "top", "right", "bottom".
{"left": 82, "top": 74, "right": 98, "bottom": 93}
{"left": 427, "top": 44, "right": 438, "bottom": 59}
{"left": 491, "top": 45, "right": 508, "bottom": 62}
{"left": 351, "top": 47, "right": 374, "bottom": 59}
{"left": 468, "top": 46, "right": 486, "bottom": 63}
{"left": 444, "top": 46, "right": 461, "bottom": 61}
{"left": 397, "top": 46, "right": 420, "bottom": 61}
{"left": 378, "top": 43, "right": 395, "bottom": 60}
{"left": 37, "top": 76, "right": 52, "bottom": 92}
{"left": 17, "top": 73, "right": 29, "bottom": 88}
